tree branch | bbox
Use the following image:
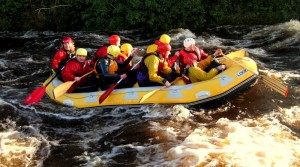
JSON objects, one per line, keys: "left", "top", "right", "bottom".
{"left": 35, "top": 5, "right": 72, "bottom": 13}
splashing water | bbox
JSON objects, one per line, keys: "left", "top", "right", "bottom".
{"left": 165, "top": 117, "right": 300, "bottom": 167}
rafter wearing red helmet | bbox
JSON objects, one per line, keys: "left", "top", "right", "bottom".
{"left": 108, "top": 35, "right": 121, "bottom": 46}
{"left": 137, "top": 42, "right": 180, "bottom": 88}
{"left": 51, "top": 36, "right": 76, "bottom": 80}
{"left": 91, "top": 34, "right": 122, "bottom": 68}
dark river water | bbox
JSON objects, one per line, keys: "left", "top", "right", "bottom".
{"left": 0, "top": 20, "right": 300, "bottom": 167}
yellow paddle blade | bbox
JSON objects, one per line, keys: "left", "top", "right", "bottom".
{"left": 139, "top": 77, "right": 181, "bottom": 103}
{"left": 53, "top": 81, "right": 76, "bottom": 99}
{"left": 139, "top": 86, "right": 166, "bottom": 103}
{"left": 261, "top": 75, "right": 288, "bottom": 97}
{"left": 225, "top": 49, "right": 246, "bottom": 59}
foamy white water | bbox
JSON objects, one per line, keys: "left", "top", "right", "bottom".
{"left": 164, "top": 117, "right": 300, "bottom": 167}
{"left": 0, "top": 120, "right": 50, "bottom": 167}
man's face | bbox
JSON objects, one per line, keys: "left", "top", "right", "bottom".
{"left": 76, "top": 55, "right": 86, "bottom": 63}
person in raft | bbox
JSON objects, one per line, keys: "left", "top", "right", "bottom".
{"left": 90, "top": 34, "right": 122, "bottom": 68}
{"left": 137, "top": 42, "right": 180, "bottom": 88}
{"left": 146, "top": 34, "right": 182, "bottom": 74}
{"left": 148, "top": 34, "right": 171, "bottom": 49}
{"left": 149, "top": 34, "right": 178, "bottom": 68}
{"left": 95, "top": 45, "right": 138, "bottom": 90}
{"left": 170, "top": 38, "right": 214, "bottom": 74}
{"left": 116, "top": 43, "right": 139, "bottom": 74}
{"left": 61, "top": 48, "right": 98, "bottom": 93}
{"left": 51, "top": 36, "right": 76, "bottom": 80}
{"left": 182, "top": 52, "right": 226, "bottom": 83}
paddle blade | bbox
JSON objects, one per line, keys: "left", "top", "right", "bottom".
{"left": 225, "top": 49, "right": 246, "bottom": 59}
{"left": 261, "top": 75, "right": 288, "bottom": 97}
{"left": 139, "top": 77, "right": 181, "bottom": 103}
{"left": 139, "top": 87, "right": 164, "bottom": 103}
{"left": 99, "top": 83, "right": 118, "bottom": 104}
{"left": 23, "top": 86, "right": 46, "bottom": 105}
{"left": 53, "top": 81, "right": 75, "bottom": 99}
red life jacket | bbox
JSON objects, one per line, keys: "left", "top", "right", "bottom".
{"left": 51, "top": 49, "right": 75, "bottom": 71}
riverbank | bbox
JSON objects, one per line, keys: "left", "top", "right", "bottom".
{"left": 1, "top": 1, "right": 299, "bottom": 32}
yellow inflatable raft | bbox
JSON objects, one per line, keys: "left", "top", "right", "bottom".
{"left": 44, "top": 50, "right": 258, "bottom": 108}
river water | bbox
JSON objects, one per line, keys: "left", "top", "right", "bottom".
{"left": 0, "top": 20, "right": 299, "bottom": 167}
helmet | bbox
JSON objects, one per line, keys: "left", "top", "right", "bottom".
{"left": 159, "top": 34, "right": 171, "bottom": 44}
{"left": 183, "top": 38, "right": 195, "bottom": 48}
{"left": 62, "top": 36, "right": 73, "bottom": 43}
{"left": 157, "top": 43, "right": 171, "bottom": 56}
{"left": 146, "top": 44, "right": 158, "bottom": 53}
{"left": 76, "top": 48, "right": 87, "bottom": 57}
{"left": 183, "top": 53, "right": 197, "bottom": 65}
{"left": 95, "top": 46, "right": 108, "bottom": 58}
{"left": 120, "top": 43, "right": 133, "bottom": 53}
{"left": 107, "top": 45, "right": 120, "bottom": 57}
{"left": 157, "top": 43, "right": 171, "bottom": 53}
{"left": 108, "top": 35, "right": 121, "bottom": 45}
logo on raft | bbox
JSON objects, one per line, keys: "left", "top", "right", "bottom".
{"left": 236, "top": 69, "right": 248, "bottom": 77}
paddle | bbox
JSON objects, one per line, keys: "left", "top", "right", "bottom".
{"left": 261, "top": 75, "right": 288, "bottom": 97}
{"left": 99, "top": 59, "right": 142, "bottom": 104}
{"left": 222, "top": 53, "right": 288, "bottom": 97}
{"left": 53, "top": 70, "right": 94, "bottom": 99}
{"left": 23, "top": 74, "right": 57, "bottom": 105}
{"left": 139, "top": 77, "right": 181, "bottom": 103}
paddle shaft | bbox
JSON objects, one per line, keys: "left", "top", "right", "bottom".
{"left": 70, "top": 70, "right": 95, "bottom": 84}
{"left": 53, "top": 70, "right": 95, "bottom": 99}
{"left": 66, "top": 70, "right": 95, "bottom": 86}
{"left": 110, "top": 59, "right": 142, "bottom": 85}
{"left": 113, "top": 58, "right": 142, "bottom": 86}
{"left": 45, "top": 74, "right": 57, "bottom": 86}
{"left": 79, "top": 70, "right": 95, "bottom": 80}
{"left": 222, "top": 53, "right": 258, "bottom": 75}
{"left": 99, "top": 59, "right": 142, "bottom": 104}
{"left": 63, "top": 70, "right": 95, "bottom": 87}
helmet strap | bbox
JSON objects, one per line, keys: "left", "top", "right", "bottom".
{"left": 107, "top": 55, "right": 114, "bottom": 60}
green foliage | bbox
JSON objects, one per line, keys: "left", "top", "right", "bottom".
{"left": 0, "top": 0, "right": 299, "bottom": 32}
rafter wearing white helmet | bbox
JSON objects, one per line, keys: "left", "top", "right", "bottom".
{"left": 183, "top": 38, "right": 195, "bottom": 48}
